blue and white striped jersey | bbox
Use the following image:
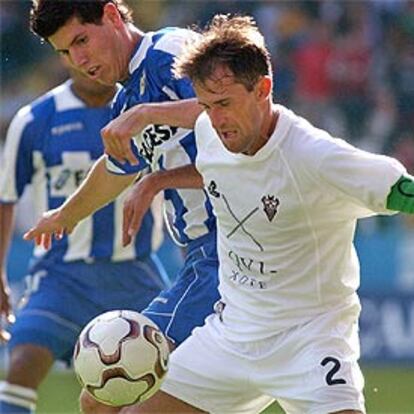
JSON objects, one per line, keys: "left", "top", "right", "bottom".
{"left": 105, "top": 28, "right": 216, "bottom": 246}
{"left": 0, "top": 80, "right": 155, "bottom": 263}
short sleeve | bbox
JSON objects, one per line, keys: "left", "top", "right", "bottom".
{"left": 0, "top": 106, "right": 35, "bottom": 202}
{"left": 316, "top": 137, "right": 406, "bottom": 213}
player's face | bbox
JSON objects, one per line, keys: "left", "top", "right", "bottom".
{"left": 195, "top": 66, "right": 271, "bottom": 155}
{"left": 49, "top": 6, "right": 128, "bottom": 86}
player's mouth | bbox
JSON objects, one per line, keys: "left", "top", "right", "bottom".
{"left": 220, "top": 130, "right": 238, "bottom": 140}
{"left": 87, "top": 66, "right": 101, "bottom": 79}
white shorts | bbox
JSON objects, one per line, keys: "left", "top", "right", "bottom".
{"left": 162, "top": 302, "right": 365, "bottom": 414}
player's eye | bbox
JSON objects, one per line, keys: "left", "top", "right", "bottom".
{"left": 77, "top": 36, "right": 88, "bottom": 45}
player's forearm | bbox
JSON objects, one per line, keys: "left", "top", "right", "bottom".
{"left": 137, "top": 99, "right": 202, "bottom": 130}
{"left": 0, "top": 203, "right": 15, "bottom": 278}
{"left": 58, "top": 156, "right": 136, "bottom": 224}
{"left": 386, "top": 174, "right": 414, "bottom": 213}
{"left": 142, "top": 165, "right": 204, "bottom": 195}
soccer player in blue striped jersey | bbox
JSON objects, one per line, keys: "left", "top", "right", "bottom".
{"left": 0, "top": 67, "right": 169, "bottom": 414}
{"left": 105, "top": 28, "right": 216, "bottom": 247}
{"left": 25, "top": 1, "right": 220, "bottom": 411}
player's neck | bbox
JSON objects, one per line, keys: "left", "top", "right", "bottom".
{"left": 244, "top": 104, "right": 279, "bottom": 156}
{"left": 70, "top": 82, "right": 116, "bottom": 108}
{"left": 266, "top": 106, "right": 279, "bottom": 139}
{"left": 129, "top": 23, "right": 144, "bottom": 42}
{"left": 119, "top": 24, "right": 145, "bottom": 82}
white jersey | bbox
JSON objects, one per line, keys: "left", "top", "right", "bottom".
{"left": 195, "top": 105, "right": 406, "bottom": 342}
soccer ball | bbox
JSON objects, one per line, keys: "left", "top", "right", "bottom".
{"left": 73, "top": 310, "right": 170, "bottom": 406}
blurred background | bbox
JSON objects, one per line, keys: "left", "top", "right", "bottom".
{"left": 1, "top": 1, "right": 414, "bottom": 413}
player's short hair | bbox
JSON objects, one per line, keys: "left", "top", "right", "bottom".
{"left": 30, "top": 0, "right": 134, "bottom": 41}
{"left": 174, "top": 14, "right": 272, "bottom": 92}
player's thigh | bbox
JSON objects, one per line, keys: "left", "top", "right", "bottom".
{"left": 161, "top": 315, "right": 274, "bottom": 414}
{"left": 143, "top": 250, "right": 219, "bottom": 345}
{"left": 261, "top": 304, "right": 365, "bottom": 414}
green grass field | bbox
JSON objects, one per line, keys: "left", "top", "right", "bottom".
{"left": 29, "top": 365, "right": 414, "bottom": 413}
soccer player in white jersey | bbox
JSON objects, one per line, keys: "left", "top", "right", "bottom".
{"left": 0, "top": 66, "right": 169, "bottom": 414}
{"left": 93, "top": 14, "right": 414, "bottom": 414}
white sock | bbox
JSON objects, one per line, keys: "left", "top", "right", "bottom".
{"left": 0, "top": 381, "right": 37, "bottom": 412}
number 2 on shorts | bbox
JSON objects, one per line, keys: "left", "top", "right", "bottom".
{"left": 321, "top": 356, "right": 347, "bottom": 385}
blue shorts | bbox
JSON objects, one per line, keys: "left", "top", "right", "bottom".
{"left": 143, "top": 231, "right": 220, "bottom": 346}
{"left": 9, "top": 253, "right": 168, "bottom": 363}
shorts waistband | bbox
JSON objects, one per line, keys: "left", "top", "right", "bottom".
{"left": 185, "top": 231, "right": 217, "bottom": 262}
{"left": 187, "top": 230, "right": 217, "bottom": 251}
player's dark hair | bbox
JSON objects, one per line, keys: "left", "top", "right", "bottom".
{"left": 174, "top": 14, "right": 272, "bottom": 92}
{"left": 30, "top": 0, "right": 133, "bottom": 40}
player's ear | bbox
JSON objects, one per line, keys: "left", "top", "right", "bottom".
{"left": 102, "top": 2, "right": 123, "bottom": 28}
{"left": 255, "top": 76, "right": 272, "bottom": 101}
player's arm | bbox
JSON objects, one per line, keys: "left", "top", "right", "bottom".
{"left": 0, "top": 107, "right": 35, "bottom": 338}
{"left": 386, "top": 175, "right": 414, "bottom": 213}
{"left": 123, "top": 165, "right": 203, "bottom": 246}
{"left": 23, "top": 155, "right": 137, "bottom": 249}
{"left": 102, "top": 98, "right": 202, "bottom": 165}
{"left": 0, "top": 203, "right": 16, "bottom": 340}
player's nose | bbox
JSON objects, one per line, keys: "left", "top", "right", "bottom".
{"left": 209, "top": 107, "right": 226, "bottom": 130}
{"left": 70, "top": 48, "right": 89, "bottom": 69}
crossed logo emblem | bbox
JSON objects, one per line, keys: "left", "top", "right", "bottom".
{"left": 207, "top": 181, "right": 280, "bottom": 251}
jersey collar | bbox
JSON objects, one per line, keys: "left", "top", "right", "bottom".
{"left": 128, "top": 32, "right": 154, "bottom": 77}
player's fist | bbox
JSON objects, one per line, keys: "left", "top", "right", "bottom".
{"left": 102, "top": 104, "right": 149, "bottom": 166}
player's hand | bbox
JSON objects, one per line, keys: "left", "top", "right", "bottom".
{"left": 122, "top": 176, "right": 156, "bottom": 247}
{"left": 101, "top": 105, "right": 149, "bottom": 166}
{"left": 0, "top": 273, "right": 15, "bottom": 343}
{"left": 23, "top": 209, "right": 76, "bottom": 250}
